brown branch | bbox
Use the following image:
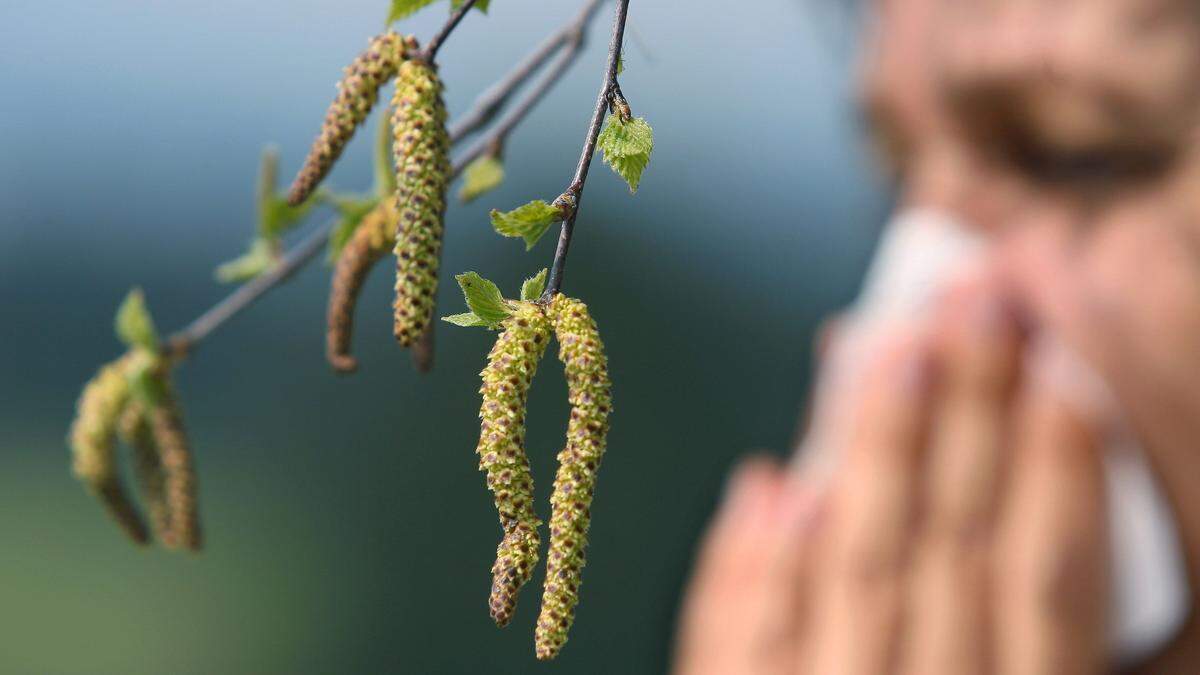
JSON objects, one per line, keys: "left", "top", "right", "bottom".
{"left": 447, "top": 0, "right": 605, "bottom": 144}
{"left": 163, "top": 0, "right": 609, "bottom": 358}
{"left": 542, "top": 0, "right": 631, "bottom": 299}
{"left": 421, "top": 0, "right": 479, "bottom": 62}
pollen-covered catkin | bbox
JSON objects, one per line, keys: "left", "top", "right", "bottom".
{"left": 287, "top": 32, "right": 416, "bottom": 206}
{"left": 69, "top": 355, "right": 149, "bottom": 545}
{"left": 118, "top": 402, "right": 172, "bottom": 545}
{"left": 477, "top": 302, "right": 552, "bottom": 627}
{"left": 391, "top": 58, "right": 450, "bottom": 347}
{"left": 326, "top": 200, "right": 399, "bottom": 372}
{"left": 535, "top": 295, "right": 612, "bottom": 660}
{"left": 149, "top": 380, "right": 203, "bottom": 551}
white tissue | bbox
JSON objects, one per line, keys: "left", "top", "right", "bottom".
{"left": 795, "top": 208, "right": 1188, "bottom": 661}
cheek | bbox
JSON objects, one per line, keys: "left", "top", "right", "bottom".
{"left": 1054, "top": 17, "right": 1200, "bottom": 125}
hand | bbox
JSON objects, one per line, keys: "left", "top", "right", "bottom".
{"left": 674, "top": 279, "right": 1110, "bottom": 674}
{"left": 1002, "top": 200, "right": 1200, "bottom": 672}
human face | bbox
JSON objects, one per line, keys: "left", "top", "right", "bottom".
{"left": 936, "top": 0, "right": 1200, "bottom": 183}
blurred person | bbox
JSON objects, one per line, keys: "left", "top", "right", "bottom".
{"left": 675, "top": 277, "right": 1111, "bottom": 675}
{"left": 675, "top": 0, "right": 1200, "bottom": 671}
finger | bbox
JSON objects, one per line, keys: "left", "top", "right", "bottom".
{"left": 674, "top": 457, "right": 824, "bottom": 675}
{"left": 1002, "top": 213, "right": 1200, "bottom": 638}
{"left": 993, "top": 379, "right": 1109, "bottom": 675}
{"left": 674, "top": 457, "right": 783, "bottom": 675}
{"left": 901, "top": 279, "right": 1022, "bottom": 675}
{"left": 807, "top": 329, "right": 935, "bottom": 675}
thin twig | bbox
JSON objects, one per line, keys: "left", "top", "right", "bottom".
{"left": 542, "top": 0, "right": 630, "bottom": 299}
{"left": 452, "top": 23, "right": 591, "bottom": 169}
{"left": 167, "top": 222, "right": 330, "bottom": 356}
{"left": 422, "top": 0, "right": 479, "bottom": 62}
{"left": 447, "top": 0, "right": 605, "bottom": 144}
{"left": 163, "top": 0, "right": 609, "bottom": 358}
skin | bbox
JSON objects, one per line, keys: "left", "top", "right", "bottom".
{"left": 936, "top": 0, "right": 1200, "bottom": 182}
{"left": 678, "top": 0, "right": 1200, "bottom": 671}
{"left": 941, "top": 3, "right": 1200, "bottom": 668}
{"left": 675, "top": 280, "right": 1110, "bottom": 675}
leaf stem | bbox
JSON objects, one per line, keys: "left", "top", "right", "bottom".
{"left": 542, "top": 0, "right": 630, "bottom": 300}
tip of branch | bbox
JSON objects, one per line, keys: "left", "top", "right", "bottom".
{"left": 411, "top": 326, "right": 436, "bottom": 374}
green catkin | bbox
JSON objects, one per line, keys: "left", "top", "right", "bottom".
{"left": 326, "top": 200, "right": 399, "bottom": 373}
{"left": 391, "top": 58, "right": 451, "bottom": 348}
{"left": 535, "top": 295, "right": 612, "bottom": 660}
{"left": 148, "top": 378, "right": 203, "bottom": 551}
{"left": 118, "top": 402, "right": 172, "bottom": 545}
{"left": 69, "top": 355, "right": 150, "bottom": 545}
{"left": 476, "top": 302, "right": 553, "bottom": 627}
{"left": 286, "top": 32, "right": 416, "bottom": 206}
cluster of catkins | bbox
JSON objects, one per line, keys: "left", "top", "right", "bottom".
{"left": 476, "top": 295, "right": 612, "bottom": 659}
{"left": 204, "top": 28, "right": 615, "bottom": 660}
{"left": 69, "top": 351, "right": 202, "bottom": 550}
{"left": 285, "top": 32, "right": 451, "bottom": 373}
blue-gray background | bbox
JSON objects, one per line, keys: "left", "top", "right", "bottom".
{"left": 0, "top": 1, "right": 887, "bottom": 672}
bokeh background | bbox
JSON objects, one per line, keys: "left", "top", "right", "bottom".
{"left": 0, "top": 1, "right": 888, "bottom": 672}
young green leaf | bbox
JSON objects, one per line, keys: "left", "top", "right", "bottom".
{"left": 452, "top": 0, "right": 491, "bottom": 11}
{"left": 597, "top": 116, "right": 654, "bottom": 193}
{"left": 442, "top": 312, "right": 490, "bottom": 327}
{"left": 490, "top": 200, "right": 564, "bottom": 250}
{"left": 215, "top": 238, "right": 278, "bottom": 283}
{"left": 124, "top": 350, "right": 168, "bottom": 407}
{"left": 256, "top": 147, "right": 319, "bottom": 239}
{"left": 455, "top": 272, "right": 513, "bottom": 327}
{"left": 114, "top": 289, "right": 160, "bottom": 353}
{"left": 374, "top": 111, "right": 397, "bottom": 198}
{"left": 389, "top": 0, "right": 489, "bottom": 23}
{"left": 327, "top": 195, "right": 382, "bottom": 261}
{"left": 459, "top": 155, "right": 505, "bottom": 203}
{"left": 520, "top": 268, "right": 548, "bottom": 301}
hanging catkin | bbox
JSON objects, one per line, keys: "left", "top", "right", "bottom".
{"left": 326, "top": 200, "right": 399, "bottom": 373}
{"left": 118, "top": 402, "right": 172, "bottom": 545}
{"left": 391, "top": 58, "right": 451, "bottom": 347}
{"left": 286, "top": 32, "right": 416, "bottom": 206}
{"left": 69, "top": 355, "right": 149, "bottom": 544}
{"left": 535, "top": 295, "right": 612, "bottom": 660}
{"left": 149, "top": 378, "right": 203, "bottom": 551}
{"left": 476, "top": 302, "right": 553, "bottom": 627}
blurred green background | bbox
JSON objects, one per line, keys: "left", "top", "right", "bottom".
{"left": 0, "top": 0, "right": 887, "bottom": 672}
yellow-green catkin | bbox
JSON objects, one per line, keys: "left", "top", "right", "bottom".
{"left": 535, "top": 295, "right": 612, "bottom": 660}
{"left": 69, "top": 355, "right": 149, "bottom": 545}
{"left": 326, "top": 200, "right": 399, "bottom": 373}
{"left": 391, "top": 58, "right": 450, "bottom": 348}
{"left": 287, "top": 32, "right": 416, "bottom": 206}
{"left": 118, "top": 402, "right": 172, "bottom": 545}
{"left": 149, "top": 379, "right": 203, "bottom": 551}
{"left": 477, "top": 302, "right": 553, "bottom": 627}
